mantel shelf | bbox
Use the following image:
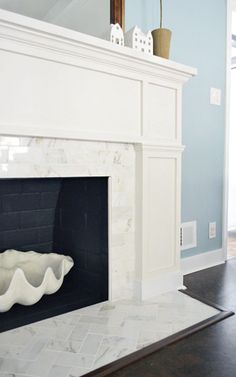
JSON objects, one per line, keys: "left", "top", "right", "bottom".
{"left": 0, "top": 8, "right": 197, "bottom": 145}
{"left": 0, "top": 9, "right": 197, "bottom": 84}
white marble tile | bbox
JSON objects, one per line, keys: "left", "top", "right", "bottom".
{"left": 0, "top": 291, "right": 220, "bottom": 377}
{"left": 19, "top": 324, "right": 74, "bottom": 341}
{"left": 0, "top": 374, "right": 33, "bottom": 377}
{"left": 0, "top": 350, "right": 58, "bottom": 376}
{"left": 54, "top": 352, "right": 95, "bottom": 369}
{"left": 27, "top": 349, "right": 58, "bottom": 377}
{"left": 34, "top": 315, "right": 74, "bottom": 328}
{"left": 0, "top": 147, "right": 9, "bottom": 163}
{"left": 0, "top": 344, "right": 24, "bottom": 359}
{"left": 69, "top": 323, "right": 90, "bottom": 342}
{"left": 47, "top": 364, "right": 71, "bottom": 377}
{"left": 93, "top": 335, "right": 135, "bottom": 369}
{"left": 97, "top": 303, "right": 116, "bottom": 315}
{"left": 26, "top": 350, "right": 59, "bottom": 377}
{"left": 0, "top": 328, "right": 36, "bottom": 347}
{"left": 137, "top": 330, "right": 157, "bottom": 348}
{"left": 155, "top": 330, "right": 174, "bottom": 342}
{"left": 79, "top": 316, "right": 109, "bottom": 325}
{"left": 79, "top": 334, "right": 103, "bottom": 355}
{"left": 88, "top": 324, "right": 122, "bottom": 337}
{"left": 18, "top": 338, "right": 49, "bottom": 361}
{"left": 0, "top": 358, "right": 26, "bottom": 374}
{"left": 46, "top": 339, "right": 82, "bottom": 354}
{"left": 0, "top": 136, "right": 21, "bottom": 146}
{"left": 68, "top": 367, "right": 91, "bottom": 377}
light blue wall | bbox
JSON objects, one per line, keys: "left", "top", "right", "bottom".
{"left": 125, "top": 0, "right": 226, "bottom": 257}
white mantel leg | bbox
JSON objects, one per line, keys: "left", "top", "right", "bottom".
{"left": 134, "top": 143, "right": 184, "bottom": 300}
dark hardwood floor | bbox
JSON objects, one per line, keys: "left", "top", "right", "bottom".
{"left": 109, "top": 258, "right": 236, "bottom": 377}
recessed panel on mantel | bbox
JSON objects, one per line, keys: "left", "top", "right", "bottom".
{"left": 0, "top": 51, "right": 141, "bottom": 139}
{"left": 147, "top": 83, "right": 177, "bottom": 141}
{"left": 145, "top": 156, "right": 176, "bottom": 274}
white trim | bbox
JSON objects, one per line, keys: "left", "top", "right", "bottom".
{"left": 222, "top": 0, "right": 233, "bottom": 260}
{"left": 0, "top": 9, "right": 196, "bottom": 145}
{"left": 181, "top": 249, "right": 225, "bottom": 275}
{"left": 0, "top": 124, "right": 187, "bottom": 149}
{"left": 232, "top": 0, "right": 236, "bottom": 11}
{"left": 228, "top": 227, "right": 236, "bottom": 232}
{"left": 0, "top": 9, "right": 196, "bottom": 81}
{"left": 134, "top": 271, "right": 183, "bottom": 300}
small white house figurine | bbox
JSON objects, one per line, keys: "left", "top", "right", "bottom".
{"left": 105, "top": 23, "right": 124, "bottom": 46}
{"left": 125, "top": 26, "right": 153, "bottom": 55}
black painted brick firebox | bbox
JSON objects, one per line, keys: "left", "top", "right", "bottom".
{"left": 0, "top": 177, "right": 108, "bottom": 332}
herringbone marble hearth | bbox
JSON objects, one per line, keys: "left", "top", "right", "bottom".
{"left": 0, "top": 291, "right": 219, "bottom": 377}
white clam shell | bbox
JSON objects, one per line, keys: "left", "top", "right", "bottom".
{"left": 0, "top": 249, "right": 74, "bottom": 312}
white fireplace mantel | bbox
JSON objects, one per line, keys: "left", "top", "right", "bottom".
{"left": 0, "top": 9, "right": 197, "bottom": 300}
{"left": 0, "top": 9, "right": 196, "bottom": 145}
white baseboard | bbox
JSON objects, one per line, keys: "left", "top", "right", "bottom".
{"left": 228, "top": 228, "right": 236, "bottom": 233}
{"left": 181, "top": 249, "right": 225, "bottom": 275}
{"left": 134, "top": 271, "right": 183, "bottom": 300}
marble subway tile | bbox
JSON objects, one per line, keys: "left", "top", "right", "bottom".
{"left": 0, "top": 357, "right": 28, "bottom": 374}
{"left": 93, "top": 335, "right": 135, "bottom": 369}
{"left": 6, "top": 147, "right": 67, "bottom": 164}
{"left": 8, "top": 146, "right": 30, "bottom": 162}
{"left": 0, "top": 373, "right": 32, "bottom": 377}
{"left": 20, "top": 324, "right": 74, "bottom": 341}
{"left": 88, "top": 324, "right": 122, "bottom": 337}
{"left": 0, "top": 328, "right": 35, "bottom": 347}
{"left": 26, "top": 138, "right": 57, "bottom": 148}
{"left": 46, "top": 339, "right": 82, "bottom": 354}
{"left": 69, "top": 323, "right": 90, "bottom": 342}
{"left": 0, "top": 349, "right": 58, "bottom": 376}
{"left": 137, "top": 330, "right": 159, "bottom": 348}
{"left": 0, "top": 345, "right": 24, "bottom": 359}
{"left": 0, "top": 136, "right": 21, "bottom": 146}
{"left": 0, "top": 163, "right": 32, "bottom": 177}
{"left": 111, "top": 207, "right": 134, "bottom": 234}
{"left": 18, "top": 338, "right": 49, "bottom": 361}
{"left": 111, "top": 191, "right": 134, "bottom": 207}
{"left": 34, "top": 316, "right": 73, "bottom": 328}
{"left": 26, "top": 350, "right": 59, "bottom": 377}
{"left": 79, "top": 316, "right": 109, "bottom": 325}
{"left": 68, "top": 366, "right": 91, "bottom": 377}
{"left": 79, "top": 334, "right": 103, "bottom": 355}
{"left": 0, "top": 147, "right": 9, "bottom": 163}
{"left": 47, "top": 364, "right": 71, "bottom": 377}
{"left": 54, "top": 352, "right": 95, "bottom": 369}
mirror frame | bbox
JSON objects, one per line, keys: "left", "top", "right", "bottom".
{"left": 110, "top": 0, "right": 125, "bottom": 29}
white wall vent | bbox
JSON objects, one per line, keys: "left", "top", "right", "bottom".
{"left": 180, "top": 221, "right": 197, "bottom": 251}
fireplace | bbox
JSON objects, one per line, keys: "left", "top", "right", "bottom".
{"left": 0, "top": 177, "right": 109, "bottom": 332}
{"left": 0, "top": 9, "right": 196, "bottom": 333}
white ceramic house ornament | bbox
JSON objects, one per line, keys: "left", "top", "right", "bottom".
{"left": 105, "top": 23, "right": 124, "bottom": 46}
{"left": 125, "top": 26, "right": 153, "bottom": 55}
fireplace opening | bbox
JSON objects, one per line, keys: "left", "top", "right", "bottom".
{"left": 0, "top": 177, "right": 109, "bottom": 332}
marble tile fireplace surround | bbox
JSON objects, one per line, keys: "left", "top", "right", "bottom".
{"left": 0, "top": 9, "right": 196, "bottom": 323}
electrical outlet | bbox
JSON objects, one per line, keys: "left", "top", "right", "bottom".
{"left": 210, "top": 88, "right": 221, "bottom": 106}
{"left": 209, "top": 222, "right": 216, "bottom": 239}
